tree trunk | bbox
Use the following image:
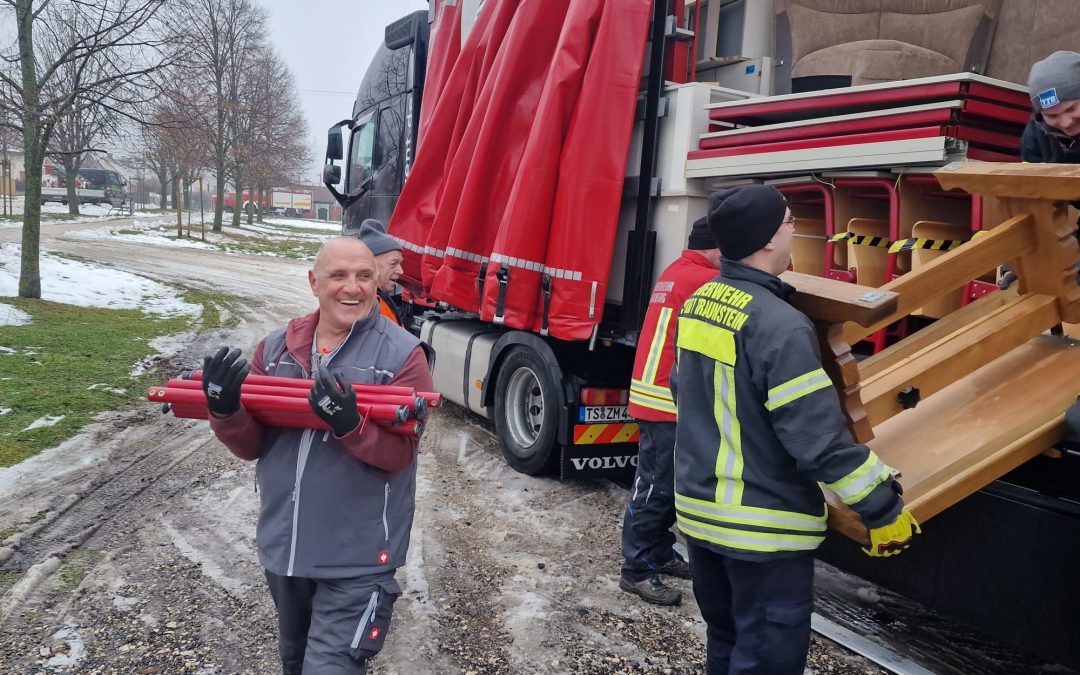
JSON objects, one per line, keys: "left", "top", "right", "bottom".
{"left": 213, "top": 157, "right": 226, "bottom": 231}
{"left": 157, "top": 172, "right": 169, "bottom": 208}
{"left": 16, "top": 0, "right": 41, "bottom": 299}
{"left": 257, "top": 186, "right": 266, "bottom": 224}
{"left": 183, "top": 181, "right": 192, "bottom": 210}
{"left": 231, "top": 168, "right": 243, "bottom": 228}
{"left": 63, "top": 161, "right": 80, "bottom": 216}
{"left": 175, "top": 175, "right": 182, "bottom": 237}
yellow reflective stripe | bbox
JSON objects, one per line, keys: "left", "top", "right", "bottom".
{"left": 677, "top": 514, "right": 823, "bottom": 553}
{"left": 628, "top": 391, "right": 677, "bottom": 414}
{"left": 641, "top": 307, "right": 673, "bottom": 385}
{"left": 826, "top": 453, "right": 893, "bottom": 505}
{"left": 676, "top": 317, "right": 737, "bottom": 365}
{"left": 630, "top": 378, "right": 673, "bottom": 401}
{"left": 713, "top": 362, "right": 743, "bottom": 505}
{"left": 765, "top": 368, "right": 831, "bottom": 411}
{"left": 675, "top": 494, "right": 826, "bottom": 533}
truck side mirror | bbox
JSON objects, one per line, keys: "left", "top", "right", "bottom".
{"left": 323, "top": 164, "right": 342, "bottom": 187}
{"left": 327, "top": 126, "right": 344, "bottom": 161}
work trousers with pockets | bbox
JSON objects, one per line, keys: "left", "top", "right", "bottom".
{"left": 264, "top": 570, "right": 401, "bottom": 675}
{"left": 687, "top": 541, "right": 815, "bottom": 675}
{"left": 621, "top": 420, "right": 679, "bottom": 581}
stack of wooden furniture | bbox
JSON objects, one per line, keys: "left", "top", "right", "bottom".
{"left": 783, "top": 162, "right": 1080, "bottom": 543}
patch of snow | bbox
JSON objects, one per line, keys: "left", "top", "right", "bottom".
{"left": 160, "top": 518, "right": 245, "bottom": 595}
{"left": 67, "top": 221, "right": 217, "bottom": 250}
{"left": 87, "top": 383, "right": 127, "bottom": 394}
{"left": 0, "top": 302, "right": 30, "bottom": 327}
{"left": 263, "top": 217, "right": 342, "bottom": 232}
{"left": 112, "top": 595, "right": 138, "bottom": 610}
{"left": 44, "top": 625, "right": 86, "bottom": 667}
{"left": 0, "top": 407, "right": 10, "bottom": 415}
{"left": 129, "top": 331, "right": 196, "bottom": 377}
{"left": 22, "top": 415, "right": 65, "bottom": 431}
{"left": 0, "top": 243, "right": 201, "bottom": 318}
{"left": 0, "top": 345, "right": 15, "bottom": 354}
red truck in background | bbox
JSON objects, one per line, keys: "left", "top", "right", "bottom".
{"left": 212, "top": 188, "right": 313, "bottom": 218}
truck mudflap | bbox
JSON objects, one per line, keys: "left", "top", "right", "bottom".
{"left": 561, "top": 441, "right": 639, "bottom": 482}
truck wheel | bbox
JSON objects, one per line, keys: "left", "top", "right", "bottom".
{"left": 285, "top": 208, "right": 296, "bottom": 217}
{"left": 223, "top": 206, "right": 233, "bottom": 214}
{"left": 493, "top": 347, "right": 561, "bottom": 475}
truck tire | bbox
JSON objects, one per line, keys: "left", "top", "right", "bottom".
{"left": 285, "top": 208, "right": 296, "bottom": 217}
{"left": 493, "top": 347, "right": 561, "bottom": 475}
{"left": 223, "top": 206, "right": 234, "bottom": 214}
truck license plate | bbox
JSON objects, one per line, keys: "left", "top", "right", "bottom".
{"left": 579, "top": 405, "right": 632, "bottom": 423}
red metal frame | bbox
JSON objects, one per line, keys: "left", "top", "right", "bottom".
{"left": 690, "top": 126, "right": 945, "bottom": 160}
{"left": 700, "top": 109, "right": 955, "bottom": 150}
{"left": 776, "top": 182, "right": 844, "bottom": 281}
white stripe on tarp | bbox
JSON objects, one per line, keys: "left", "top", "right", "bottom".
{"left": 393, "top": 238, "right": 587, "bottom": 282}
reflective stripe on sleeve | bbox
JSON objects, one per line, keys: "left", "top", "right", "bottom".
{"left": 765, "top": 368, "right": 832, "bottom": 411}
{"left": 825, "top": 453, "right": 893, "bottom": 505}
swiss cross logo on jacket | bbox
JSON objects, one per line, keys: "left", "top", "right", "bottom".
{"left": 378, "top": 550, "right": 390, "bottom": 564}
{"left": 369, "top": 626, "right": 381, "bottom": 641}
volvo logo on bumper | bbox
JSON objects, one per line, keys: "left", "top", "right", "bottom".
{"left": 569, "top": 455, "right": 638, "bottom": 471}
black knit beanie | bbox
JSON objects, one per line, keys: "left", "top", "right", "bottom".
{"left": 707, "top": 185, "right": 787, "bottom": 260}
{"left": 687, "top": 216, "right": 714, "bottom": 250}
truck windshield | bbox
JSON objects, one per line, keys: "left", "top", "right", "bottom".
{"left": 346, "top": 113, "right": 376, "bottom": 196}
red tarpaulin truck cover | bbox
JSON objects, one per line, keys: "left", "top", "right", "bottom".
{"left": 417, "top": 0, "right": 462, "bottom": 144}
{"left": 388, "top": 0, "right": 651, "bottom": 341}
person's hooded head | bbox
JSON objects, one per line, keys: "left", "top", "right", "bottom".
{"left": 1028, "top": 51, "right": 1080, "bottom": 138}
{"left": 707, "top": 185, "right": 793, "bottom": 276}
{"left": 357, "top": 219, "right": 404, "bottom": 293}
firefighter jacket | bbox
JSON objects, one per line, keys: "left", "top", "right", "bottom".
{"left": 670, "top": 260, "right": 903, "bottom": 561}
{"left": 628, "top": 250, "right": 719, "bottom": 422}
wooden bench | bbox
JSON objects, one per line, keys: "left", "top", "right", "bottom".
{"left": 791, "top": 162, "right": 1080, "bottom": 543}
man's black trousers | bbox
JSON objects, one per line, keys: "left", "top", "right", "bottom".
{"left": 687, "top": 541, "right": 814, "bottom": 675}
{"left": 621, "top": 420, "right": 679, "bottom": 581}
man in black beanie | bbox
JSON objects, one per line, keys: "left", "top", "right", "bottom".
{"left": 670, "top": 185, "right": 917, "bottom": 674}
{"left": 620, "top": 216, "right": 722, "bottom": 606}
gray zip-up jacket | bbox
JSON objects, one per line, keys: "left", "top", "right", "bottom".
{"left": 210, "top": 307, "right": 432, "bottom": 579}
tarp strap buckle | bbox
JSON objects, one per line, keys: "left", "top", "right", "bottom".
{"left": 540, "top": 273, "right": 553, "bottom": 337}
{"left": 493, "top": 264, "right": 510, "bottom": 324}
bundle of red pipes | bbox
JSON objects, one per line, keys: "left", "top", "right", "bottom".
{"left": 147, "top": 371, "right": 442, "bottom": 438}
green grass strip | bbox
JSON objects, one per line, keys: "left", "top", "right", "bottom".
{"left": 0, "top": 289, "right": 238, "bottom": 467}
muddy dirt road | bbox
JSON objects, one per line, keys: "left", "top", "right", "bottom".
{"left": 0, "top": 223, "right": 884, "bottom": 674}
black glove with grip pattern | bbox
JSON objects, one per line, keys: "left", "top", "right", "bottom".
{"left": 309, "top": 367, "right": 362, "bottom": 437}
{"left": 202, "top": 346, "right": 249, "bottom": 417}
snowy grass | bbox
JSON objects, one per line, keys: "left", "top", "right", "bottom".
{"left": 66, "top": 214, "right": 340, "bottom": 260}
{"left": 0, "top": 243, "right": 201, "bottom": 320}
{"left": 0, "top": 289, "right": 239, "bottom": 467}
{"left": 0, "top": 197, "right": 167, "bottom": 227}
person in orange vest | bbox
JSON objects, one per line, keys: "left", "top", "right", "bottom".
{"left": 620, "top": 217, "right": 722, "bottom": 606}
{"left": 358, "top": 219, "right": 406, "bottom": 326}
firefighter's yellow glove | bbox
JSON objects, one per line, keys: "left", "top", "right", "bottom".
{"left": 863, "top": 509, "right": 920, "bottom": 558}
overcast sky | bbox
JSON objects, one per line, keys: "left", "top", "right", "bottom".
{"left": 262, "top": 0, "right": 429, "bottom": 184}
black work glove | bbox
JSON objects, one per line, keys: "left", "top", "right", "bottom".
{"left": 202, "top": 346, "right": 249, "bottom": 417}
{"left": 308, "top": 368, "right": 362, "bottom": 437}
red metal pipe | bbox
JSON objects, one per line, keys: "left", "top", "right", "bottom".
{"left": 149, "top": 387, "right": 409, "bottom": 424}
{"left": 166, "top": 379, "right": 427, "bottom": 417}
{"left": 186, "top": 371, "right": 441, "bottom": 407}
{"left": 166, "top": 403, "right": 421, "bottom": 437}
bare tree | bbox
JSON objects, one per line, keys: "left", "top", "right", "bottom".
{"left": 0, "top": 0, "right": 174, "bottom": 298}
{"left": 180, "top": 0, "right": 267, "bottom": 231}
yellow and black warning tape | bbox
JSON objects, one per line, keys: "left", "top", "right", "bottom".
{"left": 829, "top": 232, "right": 891, "bottom": 248}
{"left": 888, "top": 238, "right": 965, "bottom": 254}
